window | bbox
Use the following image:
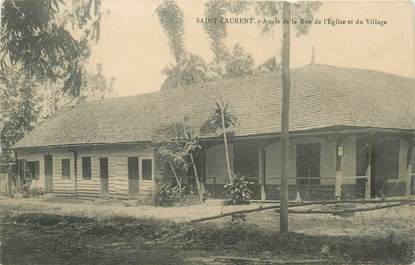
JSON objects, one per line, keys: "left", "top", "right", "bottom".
{"left": 141, "top": 159, "right": 153, "bottom": 180}
{"left": 26, "top": 161, "right": 40, "bottom": 180}
{"left": 61, "top": 159, "right": 70, "bottom": 178}
{"left": 82, "top": 157, "right": 92, "bottom": 180}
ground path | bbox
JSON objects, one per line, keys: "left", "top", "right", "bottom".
{"left": 0, "top": 196, "right": 413, "bottom": 237}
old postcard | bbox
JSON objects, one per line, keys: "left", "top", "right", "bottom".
{"left": 0, "top": 0, "right": 414, "bottom": 264}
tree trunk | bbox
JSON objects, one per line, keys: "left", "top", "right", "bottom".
{"left": 169, "top": 161, "right": 181, "bottom": 189}
{"left": 280, "top": 1, "right": 291, "bottom": 237}
{"left": 221, "top": 104, "right": 233, "bottom": 182}
{"left": 73, "top": 151, "right": 78, "bottom": 198}
{"left": 177, "top": 57, "right": 203, "bottom": 198}
{"left": 190, "top": 153, "right": 205, "bottom": 202}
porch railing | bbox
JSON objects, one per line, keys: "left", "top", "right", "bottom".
{"left": 335, "top": 175, "right": 369, "bottom": 200}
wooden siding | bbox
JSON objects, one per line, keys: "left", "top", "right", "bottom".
{"left": 17, "top": 144, "right": 156, "bottom": 199}
{"left": 16, "top": 134, "right": 411, "bottom": 200}
{"left": 16, "top": 152, "right": 45, "bottom": 189}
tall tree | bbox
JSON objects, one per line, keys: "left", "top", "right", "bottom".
{"left": 0, "top": 67, "right": 41, "bottom": 166}
{"left": 203, "top": 1, "right": 253, "bottom": 78}
{"left": 224, "top": 44, "right": 255, "bottom": 78}
{"left": 0, "top": 0, "right": 103, "bottom": 96}
{"left": 156, "top": 0, "right": 186, "bottom": 72}
{"left": 253, "top": 1, "right": 321, "bottom": 236}
{"left": 203, "top": 1, "right": 229, "bottom": 77}
{"left": 280, "top": 1, "right": 291, "bottom": 237}
{"left": 161, "top": 53, "right": 208, "bottom": 90}
{"left": 156, "top": 1, "right": 205, "bottom": 196}
{"left": 255, "top": 57, "right": 281, "bottom": 73}
{"left": 152, "top": 122, "right": 205, "bottom": 201}
{"left": 209, "top": 102, "right": 237, "bottom": 183}
{"left": 157, "top": 1, "right": 209, "bottom": 90}
{"left": 42, "top": 63, "right": 117, "bottom": 118}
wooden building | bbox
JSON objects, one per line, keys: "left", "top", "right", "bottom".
{"left": 13, "top": 64, "right": 415, "bottom": 200}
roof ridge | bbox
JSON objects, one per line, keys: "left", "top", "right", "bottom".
{"left": 307, "top": 63, "right": 415, "bottom": 80}
{"left": 79, "top": 64, "right": 415, "bottom": 105}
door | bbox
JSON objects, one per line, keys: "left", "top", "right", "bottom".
{"left": 296, "top": 143, "right": 321, "bottom": 199}
{"left": 100, "top": 158, "right": 109, "bottom": 195}
{"left": 372, "top": 139, "right": 400, "bottom": 197}
{"left": 128, "top": 157, "right": 139, "bottom": 197}
{"left": 233, "top": 143, "right": 260, "bottom": 200}
{"left": 44, "top": 155, "right": 53, "bottom": 192}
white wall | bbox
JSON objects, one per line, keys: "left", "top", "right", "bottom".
{"left": 17, "top": 144, "right": 155, "bottom": 198}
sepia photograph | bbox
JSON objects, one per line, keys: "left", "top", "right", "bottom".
{"left": 0, "top": 0, "right": 415, "bottom": 264}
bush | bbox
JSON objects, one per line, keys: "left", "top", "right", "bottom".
{"left": 154, "top": 178, "right": 199, "bottom": 206}
{"left": 29, "top": 187, "right": 45, "bottom": 197}
{"left": 21, "top": 183, "right": 45, "bottom": 198}
{"left": 224, "top": 173, "right": 252, "bottom": 205}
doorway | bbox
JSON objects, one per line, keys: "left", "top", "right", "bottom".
{"left": 128, "top": 157, "right": 139, "bottom": 197}
{"left": 371, "top": 139, "right": 400, "bottom": 197}
{"left": 44, "top": 155, "right": 53, "bottom": 192}
{"left": 355, "top": 137, "right": 400, "bottom": 198}
{"left": 233, "top": 143, "right": 260, "bottom": 200}
{"left": 100, "top": 158, "right": 109, "bottom": 195}
{"left": 296, "top": 143, "right": 321, "bottom": 199}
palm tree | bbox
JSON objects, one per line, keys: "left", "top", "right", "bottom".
{"left": 155, "top": 1, "right": 186, "bottom": 67}
{"left": 203, "top": 1, "right": 252, "bottom": 79}
{"left": 209, "top": 102, "right": 237, "bottom": 183}
{"left": 161, "top": 53, "right": 209, "bottom": 90}
{"left": 156, "top": 1, "right": 205, "bottom": 198}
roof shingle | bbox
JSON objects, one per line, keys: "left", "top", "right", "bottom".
{"left": 13, "top": 64, "right": 415, "bottom": 148}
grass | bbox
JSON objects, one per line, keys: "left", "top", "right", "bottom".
{"left": 1, "top": 210, "right": 414, "bottom": 264}
{"left": 0, "top": 197, "right": 414, "bottom": 264}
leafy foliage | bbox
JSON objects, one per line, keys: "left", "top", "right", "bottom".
{"left": 0, "top": 0, "right": 103, "bottom": 96}
{"left": 158, "top": 1, "right": 255, "bottom": 89}
{"left": 42, "top": 63, "right": 116, "bottom": 118}
{"left": 0, "top": 63, "right": 115, "bottom": 167}
{"left": 224, "top": 173, "right": 253, "bottom": 205}
{"left": 255, "top": 1, "right": 322, "bottom": 36}
{"left": 76, "top": 63, "right": 117, "bottom": 101}
{"left": 224, "top": 44, "right": 255, "bottom": 78}
{"left": 204, "top": 1, "right": 250, "bottom": 77}
{"left": 255, "top": 57, "right": 281, "bottom": 73}
{"left": 203, "top": 0, "right": 229, "bottom": 73}
{"left": 152, "top": 121, "right": 207, "bottom": 201}
{"left": 154, "top": 177, "right": 198, "bottom": 206}
{"left": 21, "top": 182, "right": 45, "bottom": 198}
{"left": 157, "top": 1, "right": 211, "bottom": 90}
{"left": 161, "top": 53, "right": 208, "bottom": 90}
{"left": 209, "top": 102, "right": 238, "bottom": 132}
{"left": 152, "top": 122, "right": 200, "bottom": 172}
{"left": 0, "top": 67, "right": 42, "bottom": 166}
{"left": 155, "top": 0, "right": 186, "bottom": 65}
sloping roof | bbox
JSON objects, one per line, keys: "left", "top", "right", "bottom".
{"left": 14, "top": 64, "right": 415, "bottom": 149}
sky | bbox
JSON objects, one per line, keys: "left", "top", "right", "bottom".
{"left": 88, "top": 0, "right": 415, "bottom": 97}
